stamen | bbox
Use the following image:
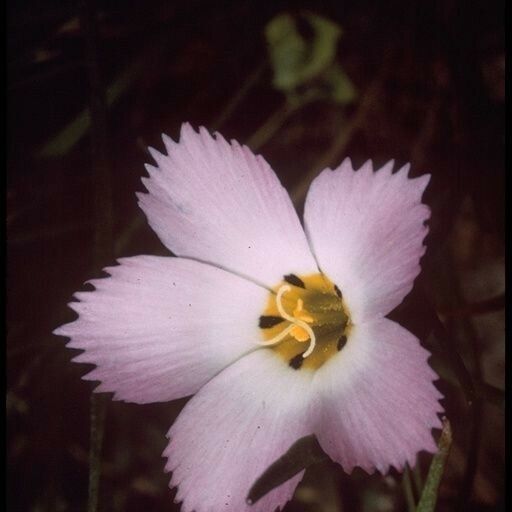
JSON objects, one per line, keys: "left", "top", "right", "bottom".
{"left": 337, "top": 334, "right": 347, "bottom": 351}
{"left": 273, "top": 284, "right": 317, "bottom": 358}
{"left": 283, "top": 274, "right": 306, "bottom": 288}
{"left": 289, "top": 353, "right": 304, "bottom": 369}
{"left": 301, "top": 333, "right": 316, "bottom": 358}
{"left": 259, "top": 272, "right": 348, "bottom": 370}
{"left": 257, "top": 324, "right": 295, "bottom": 347}
{"left": 259, "top": 315, "right": 284, "bottom": 328}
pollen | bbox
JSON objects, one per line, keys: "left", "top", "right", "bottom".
{"left": 258, "top": 273, "right": 350, "bottom": 371}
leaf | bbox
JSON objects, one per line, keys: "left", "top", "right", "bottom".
{"left": 416, "top": 418, "right": 452, "bottom": 512}
{"left": 324, "top": 65, "right": 357, "bottom": 104}
{"left": 246, "top": 434, "right": 328, "bottom": 505}
{"left": 265, "top": 12, "right": 342, "bottom": 93}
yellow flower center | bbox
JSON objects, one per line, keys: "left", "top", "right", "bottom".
{"left": 258, "top": 273, "right": 351, "bottom": 370}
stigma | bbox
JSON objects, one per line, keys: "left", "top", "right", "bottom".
{"left": 258, "top": 273, "right": 350, "bottom": 370}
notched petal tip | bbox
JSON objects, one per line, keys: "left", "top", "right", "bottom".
{"left": 135, "top": 190, "right": 148, "bottom": 203}
{"left": 395, "top": 165, "right": 431, "bottom": 202}
{"left": 414, "top": 173, "right": 431, "bottom": 196}
{"left": 53, "top": 324, "right": 69, "bottom": 337}
{"left": 161, "top": 132, "right": 173, "bottom": 145}
{"left": 179, "top": 121, "right": 198, "bottom": 142}
{"left": 198, "top": 125, "right": 212, "bottom": 139}
{"left": 358, "top": 159, "right": 374, "bottom": 174}
{"left": 147, "top": 145, "right": 162, "bottom": 162}
{"left": 161, "top": 132, "right": 181, "bottom": 155}
{"left": 144, "top": 163, "right": 158, "bottom": 175}
{"left": 339, "top": 156, "right": 353, "bottom": 172}
{"left": 72, "top": 351, "right": 95, "bottom": 364}
{"left": 135, "top": 187, "right": 150, "bottom": 199}
{"left": 395, "top": 162, "right": 411, "bottom": 177}
{"left": 376, "top": 159, "right": 395, "bottom": 176}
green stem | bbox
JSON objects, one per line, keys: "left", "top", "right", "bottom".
{"left": 412, "top": 463, "right": 424, "bottom": 498}
{"left": 416, "top": 419, "right": 452, "bottom": 512}
{"left": 289, "top": 50, "right": 390, "bottom": 205}
{"left": 246, "top": 100, "right": 300, "bottom": 151}
{"left": 87, "top": 394, "right": 107, "bottom": 512}
{"left": 402, "top": 465, "right": 416, "bottom": 512}
{"left": 80, "top": 0, "right": 113, "bottom": 510}
{"left": 211, "top": 61, "right": 266, "bottom": 131}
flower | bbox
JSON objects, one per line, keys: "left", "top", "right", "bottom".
{"left": 54, "top": 123, "right": 443, "bottom": 512}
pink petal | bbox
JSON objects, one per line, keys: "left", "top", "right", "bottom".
{"left": 138, "top": 123, "right": 318, "bottom": 288}
{"left": 164, "top": 349, "right": 314, "bottom": 512}
{"left": 312, "top": 317, "right": 443, "bottom": 473}
{"left": 304, "top": 159, "right": 430, "bottom": 323}
{"left": 54, "top": 256, "right": 268, "bottom": 403}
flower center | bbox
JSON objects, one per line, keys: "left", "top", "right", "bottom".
{"left": 258, "top": 273, "right": 350, "bottom": 370}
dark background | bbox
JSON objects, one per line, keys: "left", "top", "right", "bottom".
{"left": 7, "top": 1, "right": 505, "bottom": 511}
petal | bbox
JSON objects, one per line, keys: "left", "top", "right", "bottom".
{"left": 164, "top": 349, "right": 314, "bottom": 512}
{"left": 312, "top": 317, "right": 443, "bottom": 474}
{"left": 138, "top": 123, "right": 318, "bottom": 288}
{"left": 304, "top": 159, "right": 430, "bottom": 323}
{"left": 54, "top": 256, "right": 268, "bottom": 403}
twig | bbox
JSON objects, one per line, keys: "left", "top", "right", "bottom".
{"left": 289, "top": 53, "right": 390, "bottom": 205}
{"left": 211, "top": 61, "right": 266, "bottom": 131}
{"left": 402, "top": 465, "right": 416, "bottom": 512}
{"left": 87, "top": 395, "right": 107, "bottom": 512}
{"left": 416, "top": 419, "right": 452, "bottom": 512}
{"left": 80, "top": 1, "right": 113, "bottom": 511}
{"left": 246, "top": 100, "right": 300, "bottom": 151}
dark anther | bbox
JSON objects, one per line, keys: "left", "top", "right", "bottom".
{"left": 334, "top": 285, "right": 342, "bottom": 298}
{"left": 284, "top": 274, "right": 306, "bottom": 288}
{"left": 337, "top": 335, "right": 347, "bottom": 351}
{"left": 259, "top": 315, "right": 284, "bottom": 328}
{"left": 289, "top": 353, "right": 304, "bottom": 370}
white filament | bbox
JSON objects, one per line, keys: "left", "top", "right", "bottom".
{"left": 257, "top": 324, "right": 295, "bottom": 347}
{"left": 258, "top": 284, "right": 316, "bottom": 358}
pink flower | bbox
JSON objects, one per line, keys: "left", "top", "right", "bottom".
{"left": 55, "top": 124, "right": 443, "bottom": 512}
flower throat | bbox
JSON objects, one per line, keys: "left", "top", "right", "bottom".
{"left": 258, "top": 273, "right": 350, "bottom": 371}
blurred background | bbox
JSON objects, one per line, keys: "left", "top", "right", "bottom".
{"left": 7, "top": 0, "right": 505, "bottom": 511}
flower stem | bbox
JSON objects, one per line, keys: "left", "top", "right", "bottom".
{"left": 246, "top": 100, "right": 300, "bottom": 151}
{"left": 289, "top": 49, "right": 391, "bottom": 205}
{"left": 87, "top": 394, "right": 107, "bottom": 512}
{"left": 211, "top": 61, "right": 266, "bottom": 131}
{"left": 80, "top": 0, "right": 113, "bottom": 510}
{"left": 416, "top": 419, "right": 452, "bottom": 512}
{"left": 402, "top": 465, "right": 416, "bottom": 512}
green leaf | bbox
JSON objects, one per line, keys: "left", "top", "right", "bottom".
{"left": 324, "top": 65, "right": 357, "bottom": 104}
{"left": 265, "top": 14, "right": 306, "bottom": 92}
{"left": 265, "top": 12, "right": 342, "bottom": 92}
{"left": 416, "top": 419, "right": 452, "bottom": 512}
{"left": 246, "top": 434, "right": 327, "bottom": 505}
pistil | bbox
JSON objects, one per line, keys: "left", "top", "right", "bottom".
{"left": 258, "top": 273, "right": 349, "bottom": 370}
{"left": 257, "top": 284, "right": 317, "bottom": 358}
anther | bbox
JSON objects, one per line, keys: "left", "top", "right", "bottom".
{"left": 289, "top": 353, "right": 304, "bottom": 370}
{"left": 337, "top": 335, "right": 347, "bottom": 351}
{"left": 258, "top": 315, "right": 284, "bottom": 328}
{"left": 257, "top": 284, "right": 317, "bottom": 358}
{"left": 284, "top": 274, "right": 306, "bottom": 289}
